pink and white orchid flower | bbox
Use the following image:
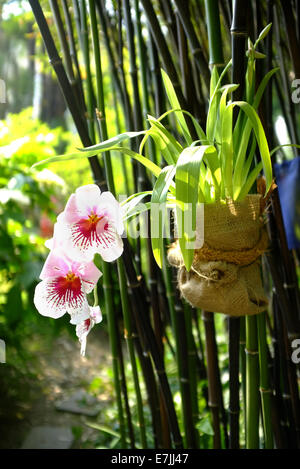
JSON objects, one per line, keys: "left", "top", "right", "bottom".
{"left": 76, "top": 305, "right": 102, "bottom": 357}
{"left": 34, "top": 248, "right": 101, "bottom": 325}
{"left": 57, "top": 184, "right": 124, "bottom": 263}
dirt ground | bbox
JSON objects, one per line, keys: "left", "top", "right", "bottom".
{"left": 0, "top": 326, "right": 114, "bottom": 449}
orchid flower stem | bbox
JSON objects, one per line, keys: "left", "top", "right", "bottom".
{"left": 93, "top": 284, "right": 98, "bottom": 307}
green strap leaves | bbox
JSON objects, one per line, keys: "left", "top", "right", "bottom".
{"left": 175, "top": 145, "right": 215, "bottom": 271}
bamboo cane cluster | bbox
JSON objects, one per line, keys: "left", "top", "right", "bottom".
{"left": 29, "top": 0, "right": 300, "bottom": 449}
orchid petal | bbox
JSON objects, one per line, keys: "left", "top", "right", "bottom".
{"left": 75, "top": 305, "right": 102, "bottom": 356}
{"left": 39, "top": 250, "right": 70, "bottom": 280}
{"left": 96, "top": 222, "right": 124, "bottom": 262}
{"left": 34, "top": 277, "right": 90, "bottom": 324}
{"left": 89, "top": 305, "right": 102, "bottom": 324}
{"left": 98, "top": 192, "right": 124, "bottom": 235}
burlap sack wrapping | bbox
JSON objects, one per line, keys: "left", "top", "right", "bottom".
{"left": 167, "top": 195, "right": 269, "bottom": 317}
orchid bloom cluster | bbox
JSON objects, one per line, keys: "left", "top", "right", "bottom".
{"left": 34, "top": 184, "right": 124, "bottom": 356}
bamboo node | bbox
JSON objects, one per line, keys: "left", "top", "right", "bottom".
{"left": 128, "top": 280, "right": 142, "bottom": 289}
{"left": 96, "top": 108, "right": 104, "bottom": 120}
{"left": 283, "top": 282, "right": 296, "bottom": 289}
{"left": 192, "top": 47, "right": 204, "bottom": 56}
{"left": 288, "top": 332, "right": 300, "bottom": 341}
{"left": 124, "top": 329, "right": 136, "bottom": 340}
{"left": 208, "top": 401, "right": 219, "bottom": 408}
{"left": 179, "top": 377, "right": 189, "bottom": 383}
{"left": 230, "top": 30, "right": 248, "bottom": 37}
{"left": 148, "top": 278, "right": 157, "bottom": 285}
{"left": 49, "top": 57, "right": 63, "bottom": 66}
{"left": 259, "top": 387, "right": 272, "bottom": 394}
{"left": 244, "top": 347, "right": 259, "bottom": 355}
{"left": 95, "top": 179, "right": 107, "bottom": 188}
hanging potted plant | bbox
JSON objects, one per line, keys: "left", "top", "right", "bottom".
{"left": 35, "top": 25, "right": 282, "bottom": 318}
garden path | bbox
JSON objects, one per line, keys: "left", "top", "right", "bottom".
{"left": 0, "top": 327, "right": 113, "bottom": 449}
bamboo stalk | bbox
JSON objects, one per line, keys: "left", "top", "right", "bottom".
{"left": 173, "top": 0, "right": 210, "bottom": 87}
{"left": 95, "top": 0, "right": 127, "bottom": 117}
{"left": 32, "top": 0, "right": 177, "bottom": 449}
{"left": 278, "top": 309, "right": 300, "bottom": 447}
{"left": 80, "top": 0, "right": 129, "bottom": 446}
{"left": 175, "top": 14, "right": 206, "bottom": 126}
{"left": 273, "top": 296, "right": 298, "bottom": 448}
{"left": 270, "top": 190, "right": 300, "bottom": 337}
{"left": 257, "top": 312, "right": 274, "bottom": 449}
{"left": 231, "top": 0, "right": 248, "bottom": 102}
{"left": 157, "top": 0, "right": 179, "bottom": 53}
{"left": 48, "top": 0, "right": 80, "bottom": 108}
{"left": 202, "top": 311, "right": 222, "bottom": 449}
{"left": 272, "top": 294, "right": 288, "bottom": 448}
{"left": 61, "top": 0, "right": 86, "bottom": 113}
{"left": 115, "top": 301, "right": 136, "bottom": 448}
{"left": 126, "top": 282, "right": 163, "bottom": 448}
{"left": 228, "top": 316, "right": 240, "bottom": 449}
{"left": 245, "top": 315, "right": 260, "bottom": 449}
{"left": 173, "top": 286, "right": 198, "bottom": 448}
{"left": 274, "top": 3, "right": 299, "bottom": 147}
{"left": 117, "top": 260, "right": 147, "bottom": 448}
{"left": 89, "top": 0, "right": 152, "bottom": 448}
{"left": 29, "top": 0, "right": 104, "bottom": 184}
{"left": 130, "top": 0, "right": 173, "bottom": 444}
{"left": 122, "top": 246, "right": 183, "bottom": 448}
{"left": 265, "top": 0, "right": 274, "bottom": 154}
{"left": 229, "top": 0, "right": 250, "bottom": 448}
{"left": 147, "top": 28, "right": 165, "bottom": 118}
{"left": 279, "top": 0, "right": 300, "bottom": 79}
{"left": 204, "top": 0, "right": 225, "bottom": 68}
{"left": 78, "top": 0, "right": 96, "bottom": 142}
{"left": 239, "top": 316, "right": 246, "bottom": 440}
{"left": 101, "top": 262, "right": 126, "bottom": 447}
{"left": 184, "top": 304, "right": 200, "bottom": 446}
{"left": 160, "top": 256, "right": 197, "bottom": 448}
{"left": 139, "top": 0, "right": 190, "bottom": 114}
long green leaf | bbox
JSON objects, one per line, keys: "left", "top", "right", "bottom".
{"left": 237, "top": 161, "right": 263, "bottom": 201}
{"left": 78, "top": 130, "right": 146, "bottom": 152}
{"left": 144, "top": 116, "right": 183, "bottom": 164}
{"left": 176, "top": 145, "right": 214, "bottom": 270}
{"left": 232, "top": 101, "right": 272, "bottom": 197}
{"left": 161, "top": 69, "right": 193, "bottom": 145}
{"left": 156, "top": 108, "right": 207, "bottom": 143}
{"left": 219, "top": 85, "right": 239, "bottom": 198}
{"left": 206, "top": 60, "right": 233, "bottom": 143}
{"left": 206, "top": 66, "right": 220, "bottom": 143}
{"left": 151, "top": 165, "right": 176, "bottom": 267}
{"left": 233, "top": 68, "right": 278, "bottom": 189}
{"left": 33, "top": 146, "right": 161, "bottom": 178}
